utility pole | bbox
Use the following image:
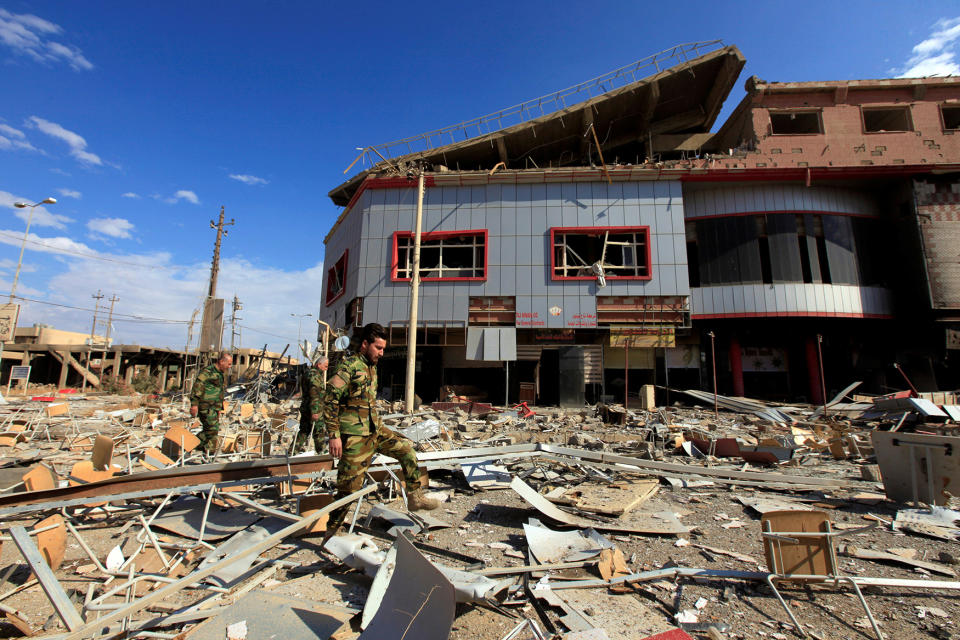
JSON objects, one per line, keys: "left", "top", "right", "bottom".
{"left": 105, "top": 294, "right": 119, "bottom": 344}
{"left": 404, "top": 171, "right": 425, "bottom": 414}
{"left": 90, "top": 290, "right": 104, "bottom": 343}
{"left": 85, "top": 290, "right": 104, "bottom": 392}
{"left": 208, "top": 206, "right": 235, "bottom": 300}
{"left": 229, "top": 295, "right": 243, "bottom": 351}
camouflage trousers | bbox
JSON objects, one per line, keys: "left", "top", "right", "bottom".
{"left": 195, "top": 407, "right": 220, "bottom": 453}
{"left": 326, "top": 426, "right": 421, "bottom": 534}
{"left": 294, "top": 407, "right": 326, "bottom": 454}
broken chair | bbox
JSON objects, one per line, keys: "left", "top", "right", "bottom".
{"left": 761, "top": 510, "right": 882, "bottom": 639}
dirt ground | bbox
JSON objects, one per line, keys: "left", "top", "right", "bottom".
{"left": 1, "top": 392, "right": 959, "bottom": 639}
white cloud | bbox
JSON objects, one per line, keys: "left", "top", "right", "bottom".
{"left": 121, "top": 192, "right": 141, "bottom": 199}
{"left": 0, "top": 229, "right": 326, "bottom": 352}
{"left": 0, "top": 8, "right": 93, "bottom": 71}
{"left": 899, "top": 17, "right": 960, "bottom": 77}
{"left": 0, "top": 123, "right": 37, "bottom": 152}
{"left": 162, "top": 189, "right": 199, "bottom": 205}
{"left": 87, "top": 217, "right": 134, "bottom": 239}
{"left": 229, "top": 173, "right": 269, "bottom": 186}
{"left": 0, "top": 190, "right": 73, "bottom": 229}
{"left": 27, "top": 116, "right": 103, "bottom": 166}
{"left": 50, "top": 168, "right": 71, "bottom": 177}
{"left": 57, "top": 188, "right": 81, "bottom": 199}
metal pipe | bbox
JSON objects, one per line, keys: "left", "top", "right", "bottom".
{"left": 708, "top": 331, "right": 718, "bottom": 419}
{"left": 404, "top": 171, "right": 425, "bottom": 414}
{"left": 817, "top": 334, "right": 828, "bottom": 418}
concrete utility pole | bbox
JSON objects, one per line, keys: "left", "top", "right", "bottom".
{"left": 404, "top": 172, "right": 425, "bottom": 414}
{"left": 230, "top": 295, "right": 242, "bottom": 351}
{"left": 105, "top": 294, "right": 119, "bottom": 344}
{"left": 208, "top": 206, "right": 235, "bottom": 300}
{"left": 90, "top": 290, "right": 104, "bottom": 343}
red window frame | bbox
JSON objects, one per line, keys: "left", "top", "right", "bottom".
{"left": 325, "top": 249, "right": 348, "bottom": 306}
{"left": 550, "top": 226, "right": 652, "bottom": 281}
{"left": 391, "top": 229, "right": 488, "bottom": 282}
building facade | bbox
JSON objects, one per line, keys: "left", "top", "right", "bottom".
{"left": 320, "top": 43, "right": 960, "bottom": 405}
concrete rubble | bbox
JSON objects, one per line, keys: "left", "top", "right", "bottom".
{"left": 2, "top": 384, "right": 960, "bottom": 639}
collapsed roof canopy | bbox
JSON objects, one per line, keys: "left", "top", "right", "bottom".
{"left": 329, "top": 43, "right": 745, "bottom": 206}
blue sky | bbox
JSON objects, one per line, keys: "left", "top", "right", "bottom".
{"left": 1, "top": 1, "right": 958, "bottom": 353}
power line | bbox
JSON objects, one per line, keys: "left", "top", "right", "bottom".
{"left": 11, "top": 295, "right": 190, "bottom": 324}
{"left": 0, "top": 231, "right": 179, "bottom": 270}
{"left": 238, "top": 324, "right": 297, "bottom": 342}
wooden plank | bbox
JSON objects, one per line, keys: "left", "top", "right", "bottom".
{"left": 559, "top": 479, "right": 659, "bottom": 517}
{"left": 840, "top": 545, "right": 956, "bottom": 577}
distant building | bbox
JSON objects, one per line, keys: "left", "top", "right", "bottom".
{"left": 320, "top": 42, "right": 960, "bottom": 405}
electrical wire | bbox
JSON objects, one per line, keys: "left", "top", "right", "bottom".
{"left": 11, "top": 295, "right": 190, "bottom": 324}
{"left": 0, "top": 231, "right": 179, "bottom": 270}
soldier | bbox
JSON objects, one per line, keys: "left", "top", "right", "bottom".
{"left": 322, "top": 323, "right": 438, "bottom": 541}
{"left": 189, "top": 351, "right": 232, "bottom": 454}
{"left": 294, "top": 355, "right": 328, "bottom": 453}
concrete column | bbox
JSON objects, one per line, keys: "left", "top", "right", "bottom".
{"left": 57, "top": 352, "right": 69, "bottom": 388}
{"left": 125, "top": 363, "right": 135, "bottom": 385}
{"left": 112, "top": 352, "right": 122, "bottom": 379}
{"left": 159, "top": 366, "right": 168, "bottom": 392}
{"left": 805, "top": 337, "right": 824, "bottom": 405}
{"left": 728, "top": 336, "right": 744, "bottom": 398}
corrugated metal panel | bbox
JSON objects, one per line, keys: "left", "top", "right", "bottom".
{"left": 516, "top": 345, "right": 542, "bottom": 361}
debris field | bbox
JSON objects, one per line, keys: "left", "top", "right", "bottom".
{"left": 1, "top": 384, "right": 960, "bottom": 640}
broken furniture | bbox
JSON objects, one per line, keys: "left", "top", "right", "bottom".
{"left": 761, "top": 510, "right": 883, "bottom": 639}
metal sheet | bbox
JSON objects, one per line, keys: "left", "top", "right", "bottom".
{"left": 873, "top": 431, "right": 960, "bottom": 505}
{"left": 197, "top": 517, "right": 288, "bottom": 586}
{"left": 460, "top": 460, "right": 513, "bottom": 489}
{"left": 188, "top": 590, "right": 354, "bottom": 640}
{"left": 359, "top": 535, "right": 455, "bottom": 640}
{"left": 9, "top": 525, "right": 84, "bottom": 631}
{"left": 151, "top": 495, "right": 261, "bottom": 541}
{"left": 523, "top": 521, "right": 613, "bottom": 564}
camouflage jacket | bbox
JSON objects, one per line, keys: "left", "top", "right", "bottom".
{"left": 300, "top": 367, "right": 325, "bottom": 416}
{"left": 190, "top": 364, "right": 224, "bottom": 410}
{"left": 323, "top": 352, "right": 380, "bottom": 439}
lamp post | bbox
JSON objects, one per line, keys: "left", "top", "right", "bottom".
{"left": 290, "top": 313, "right": 312, "bottom": 345}
{"left": 10, "top": 197, "right": 56, "bottom": 302}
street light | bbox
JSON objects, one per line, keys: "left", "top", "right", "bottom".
{"left": 10, "top": 197, "right": 56, "bottom": 302}
{"left": 290, "top": 313, "right": 312, "bottom": 344}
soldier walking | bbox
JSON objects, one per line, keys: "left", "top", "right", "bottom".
{"left": 189, "top": 351, "right": 232, "bottom": 454}
{"left": 294, "top": 355, "right": 328, "bottom": 453}
{"left": 322, "top": 323, "right": 438, "bottom": 541}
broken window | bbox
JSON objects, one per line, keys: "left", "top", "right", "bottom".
{"left": 551, "top": 227, "right": 650, "bottom": 280}
{"left": 769, "top": 110, "right": 823, "bottom": 135}
{"left": 941, "top": 105, "right": 960, "bottom": 130}
{"left": 393, "top": 230, "right": 486, "bottom": 281}
{"left": 862, "top": 106, "right": 913, "bottom": 133}
{"left": 325, "top": 250, "right": 347, "bottom": 305}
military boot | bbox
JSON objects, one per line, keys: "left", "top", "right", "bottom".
{"left": 407, "top": 488, "right": 440, "bottom": 511}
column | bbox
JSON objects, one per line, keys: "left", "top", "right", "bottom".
{"left": 728, "top": 336, "right": 744, "bottom": 398}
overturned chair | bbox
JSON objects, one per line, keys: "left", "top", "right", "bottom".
{"left": 761, "top": 510, "right": 883, "bottom": 640}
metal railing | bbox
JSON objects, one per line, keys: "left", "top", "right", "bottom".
{"left": 349, "top": 40, "right": 725, "bottom": 168}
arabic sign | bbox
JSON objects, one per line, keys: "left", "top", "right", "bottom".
{"left": 0, "top": 303, "right": 19, "bottom": 342}
{"left": 608, "top": 326, "right": 676, "bottom": 348}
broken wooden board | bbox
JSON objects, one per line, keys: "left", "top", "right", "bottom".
{"left": 839, "top": 545, "right": 956, "bottom": 577}
{"left": 45, "top": 403, "right": 69, "bottom": 417}
{"left": 511, "top": 477, "right": 688, "bottom": 536}
{"left": 140, "top": 447, "right": 174, "bottom": 472}
{"left": 556, "top": 588, "right": 677, "bottom": 639}
{"left": 22, "top": 465, "right": 57, "bottom": 492}
{"left": 160, "top": 424, "right": 201, "bottom": 458}
{"left": 297, "top": 493, "right": 334, "bottom": 535}
{"left": 736, "top": 496, "right": 814, "bottom": 515}
{"left": 91, "top": 435, "right": 114, "bottom": 471}
{"left": 761, "top": 510, "right": 832, "bottom": 576}
{"left": 557, "top": 479, "right": 659, "bottom": 517}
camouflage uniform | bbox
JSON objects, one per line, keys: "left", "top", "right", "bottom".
{"left": 323, "top": 352, "right": 421, "bottom": 533}
{"left": 295, "top": 366, "right": 326, "bottom": 453}
{"left": 190, "top": 363, "right": 225, "bottom": 453}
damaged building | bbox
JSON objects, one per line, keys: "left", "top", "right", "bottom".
{"left": 320, "top": 41, "right": 960, "bottom": 405}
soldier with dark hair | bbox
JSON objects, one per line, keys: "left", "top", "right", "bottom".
{"left": 189, "top": 351, "right": 232, "bottom": 454}
{"left": 294, "top": 355, "right": 328, "bottom": 453}
{"left": 322, "top": 323, "right": 438, "bottom": 541}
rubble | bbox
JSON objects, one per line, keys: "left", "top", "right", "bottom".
{"left": 1, "top": 385, "right": 960, "bottom": 639}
